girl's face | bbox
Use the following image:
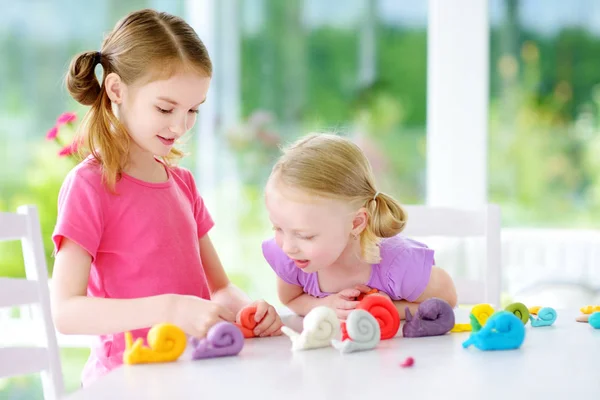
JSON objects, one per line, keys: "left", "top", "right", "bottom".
{"left": 265, "top": 178, "right": 366, "bottom": 273}
{"left": 111, "top": 71, "right": 210, "bottom": 159}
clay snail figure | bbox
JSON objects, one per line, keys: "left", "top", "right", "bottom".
{"left": 528, "top": 307, "right": 557, "bottom": 327}
{"left": 462, "top": 311, "right": 526, "bottom": 351}
{"left": 123, "top": 323, "right": 187, "bottom": 365}
{"left": 505, "top": 302, "right": 530, "bottom": 325}
{"left": 281, "top": 306, "right": 340, "bottom": 351}
{"left": 469, "top": 303, "right": 495, "bottom": 332}
{"left": 191, "top": 322, "right": 245, "bottom": 360}
{"left": 402, "top": 298, "right": 455, "bottom": 338}
{"left": 332, "top": 309, "right": 381, "bottom": 354}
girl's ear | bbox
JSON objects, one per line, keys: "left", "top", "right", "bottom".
{"left": 104, "top": 72, "right": 125, "bottom": 104}
{"left": 350, "top": 207, "right": 368, "bottom": 237}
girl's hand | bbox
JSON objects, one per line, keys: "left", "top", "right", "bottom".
{"left": 321, "top": 289, "right": 361, "bottom": 320}
{"left": 354, "top": 284, "right": 391, "bottom": 301}
{"left": 241, "top": 300, "right": 283, "bottom": 337}
{"left": 170, "top": 294, "right": 236, "bottom": 338}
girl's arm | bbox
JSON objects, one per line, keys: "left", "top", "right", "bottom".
{"left": 277, "top": 278, "right": 321, "bottom": 317}
{"left": 392, "top": 266, "right": 457, "bottom": 319}
{"left": 412, "top": 266, "right": 457, "bottom": 306}
{"left": 277, "top": 278, "right": 359, "bottom": 318}
{"left": 201, "top": 234, "right": 283, "bottom": 336}
{"left": 51, "top": 238, "right": 176, "bottom": 335}
{"left": 357, "top": 267, "right": 457, "bottom": 320}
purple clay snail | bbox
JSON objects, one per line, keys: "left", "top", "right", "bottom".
{"left": 402, "top": 298, "right": 455, "bottom": 338}
{"left": 191, "top": 322, "right": 244, "bottom": 360}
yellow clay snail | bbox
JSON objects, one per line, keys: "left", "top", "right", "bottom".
{"left": 123, "top": 323, "right": 187, "bottom": 365}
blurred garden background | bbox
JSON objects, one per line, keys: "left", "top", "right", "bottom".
{"left": 2, "top": 0, "right": 600, "bottom": 398}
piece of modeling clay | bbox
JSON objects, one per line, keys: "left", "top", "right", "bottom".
{"left": 589, "top": 312, "right": 600, "bottom": 329}
{"left": 462, "top": 311, "right": 525, "bottom": 351}
{"left": 341, "top": 295, "right": 400, "bottom": 340}
{"left": 332, "top": 309, "right": 380, "bottom": 354}
{"left": 505, "top": 302, "right": 530, "bottom": 325}
{"left": 402, "top": 298, "right": 455, "bottom": 338}
{"left": 529, "top": 307, "right": 557, "bottom": 327}
{"left": 123, "top": 323, "right": 187, "bottom": 365}
{"left": 235, "top": 305, "right": 259, "bottom": 338}
{"left": 281, "top": 306, "right": 340, "bottom": 351}
{"left": 191, "top": 322, "right": 244, "bottom": 360}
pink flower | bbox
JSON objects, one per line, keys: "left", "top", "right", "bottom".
{"left": 58, "top": 141, "right": 79, "bottom": 157}
{"left": 46, "top": 126, "right": 59, "bottom": 140}
{"left": 56, "top": 112, "right": 77, "bottom": 125}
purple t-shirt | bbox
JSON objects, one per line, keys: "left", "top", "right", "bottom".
{"left": 262, "top": 235, "right": 435, "bottom": 302}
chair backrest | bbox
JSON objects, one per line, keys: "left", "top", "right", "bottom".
{"left": 0, "top": 205, "right": 64, "bottom": 400}
{"left": 401, "top": 204, "right": 502, "bottom": 307}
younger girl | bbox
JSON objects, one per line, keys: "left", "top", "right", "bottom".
{"left": 263, "top": 133, "right": 457, "bottom": 320}
{"left": 51, "top": 9, "right": 282, "bottom": 386}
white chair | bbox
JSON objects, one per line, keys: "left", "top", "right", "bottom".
{"left": 0, "top": 205, "right": 64, "bottom": 400}
{"left": 401, "top": 204, "right": 502, "bottom": 307}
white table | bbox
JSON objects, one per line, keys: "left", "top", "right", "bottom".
{"left": 66, "top": 310, "right": 600, "bottom": 400}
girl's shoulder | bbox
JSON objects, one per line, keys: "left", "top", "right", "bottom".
{"left": 169, "top": 164, "right": 194, "bottom": 181}
{"left": 61, "top": 156, "right": 104, "bottom": 190}
{"left": 378, "top": 234, "right": 432, "bottom": 261}
{"left": 375, "top": 234, "right": 435, "bottom": 302}
{"left": 168, "top": 165, "right": 199, "bottom": 192}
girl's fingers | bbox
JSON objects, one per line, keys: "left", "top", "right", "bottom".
{"left": 354, "top": 284, "right": 372, "bottom": 293}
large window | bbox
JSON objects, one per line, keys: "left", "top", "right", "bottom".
{"left": 489, "top": 0, "right": 600, "bottom": 228}
{"left": 0, "top": 1, "right": 427, "bottom": 396}
{"left": 199, "top": 0, "right": 428, "bottom": 302}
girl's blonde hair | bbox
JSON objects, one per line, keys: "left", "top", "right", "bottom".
{"left": 65, "top": 9, "right": 212, "bottom": 191}
{"left": 270, "top": 133, "right": 407, "bottom": 264}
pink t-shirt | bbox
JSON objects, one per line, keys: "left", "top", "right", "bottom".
{"left": 52, "top": 158, "right": 214, "bottom": 386}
